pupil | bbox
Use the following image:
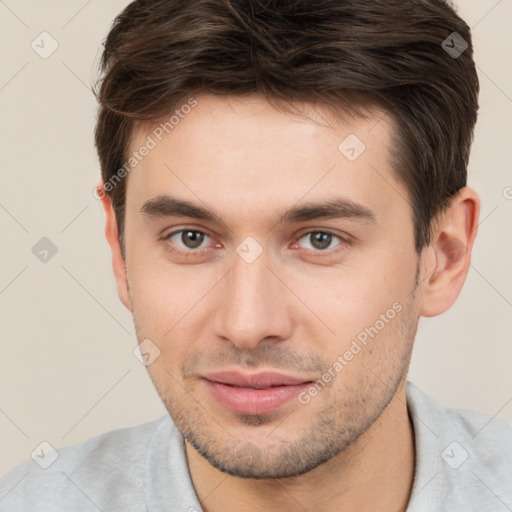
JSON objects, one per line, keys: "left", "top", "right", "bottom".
{"left": 312, "top": 232, "right": 331, "bottom": 250}
{"left": 183, "top": 231, "right": 204, "bottom": 249}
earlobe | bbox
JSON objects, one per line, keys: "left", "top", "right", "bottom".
{"left": 97, "top": 181, "right": 132, "bottom": 311}
{"left": 419, "top": 187, "right": 480, "bottom": 317}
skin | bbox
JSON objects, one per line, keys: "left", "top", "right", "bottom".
{"left": 99, "top": 94, "right": 479, "bottom": 512}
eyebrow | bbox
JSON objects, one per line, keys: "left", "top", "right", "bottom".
{"left": 140, "top": 195, "right": 376, "bottom": 227}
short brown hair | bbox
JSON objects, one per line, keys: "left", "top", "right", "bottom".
{"left": 93, "top": 0, "right": 479, "bottom": 252}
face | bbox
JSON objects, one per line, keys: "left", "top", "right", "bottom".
{"left": 121, "top": 95, "right": 422, "bottom": 478}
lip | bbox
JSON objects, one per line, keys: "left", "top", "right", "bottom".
{"left": 202, "top": 370, "right": 313, "bottom": 415}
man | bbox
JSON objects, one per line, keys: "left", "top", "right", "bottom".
{"left": 1, "top": 0, "right": 511, "bottom": 510}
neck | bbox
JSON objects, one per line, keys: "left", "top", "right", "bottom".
{"left": 186, "top": 379, "right": 415, "bottom": 512}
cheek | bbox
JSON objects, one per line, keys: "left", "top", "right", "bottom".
{"left": 297, "top": 251, "right": 417, "bottom": 356}
{"left": 311, "top": 254, "right": 414, "bottom": 319}
{"left": 126, "top": 241, "right": 208, "bottom": 327}
{"left": 126, "top": 252, "right": 218, "bottom": 377}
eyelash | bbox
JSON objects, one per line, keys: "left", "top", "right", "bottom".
{"left": 162, "top": 228, "right": 349, "bottom": 259}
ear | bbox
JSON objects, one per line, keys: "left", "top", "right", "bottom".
{"left": 420, "top": 187, "right": 480, "bottom": 317}
{"left": 97, "top": 181, "right": 132, "bottom": 311}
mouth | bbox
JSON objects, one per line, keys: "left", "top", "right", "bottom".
{"left": 201, "top": 370, "right": 314, "bottom": 416}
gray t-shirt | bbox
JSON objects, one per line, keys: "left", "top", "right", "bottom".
{"left": 1, "top": 381, "right": 511, "bottom": 511}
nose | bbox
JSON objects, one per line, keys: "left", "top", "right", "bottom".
{"left": 213, "top": 248, "right": 294, "bottom": 351}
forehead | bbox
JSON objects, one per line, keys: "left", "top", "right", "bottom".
{"left": 125, "top": 94, "right": 405, "bottom": 230}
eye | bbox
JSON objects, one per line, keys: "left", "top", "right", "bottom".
{"left": 296, "top": 230, "right": 344, "bottom": 252}
{"left": 162, "top": 228, "right": 348, "bottom": 259}
{"left": 165, "top": 229, "right": 213, "bottom": 251}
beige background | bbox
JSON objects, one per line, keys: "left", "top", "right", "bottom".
{"left": 0, "top": 0, "right": 511, "bottom": 476}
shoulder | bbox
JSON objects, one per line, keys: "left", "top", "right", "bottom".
{"left": 406, "top": 381, "right": 512, "bottom": 511}
{"left": 0, "top": 415, "right": 170, "bottom": 512}
{"left": 408, "top": 379, "right": 512, "bottom": 423}
{"left": 407, "top": 380, "right": 512, "bottom": 456}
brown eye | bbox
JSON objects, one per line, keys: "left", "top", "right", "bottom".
{"left": 297, "top": 231, "right": 342, "bottom": 251}
{"left": 166, "top": 229, "right": 210, "bottom": 250}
